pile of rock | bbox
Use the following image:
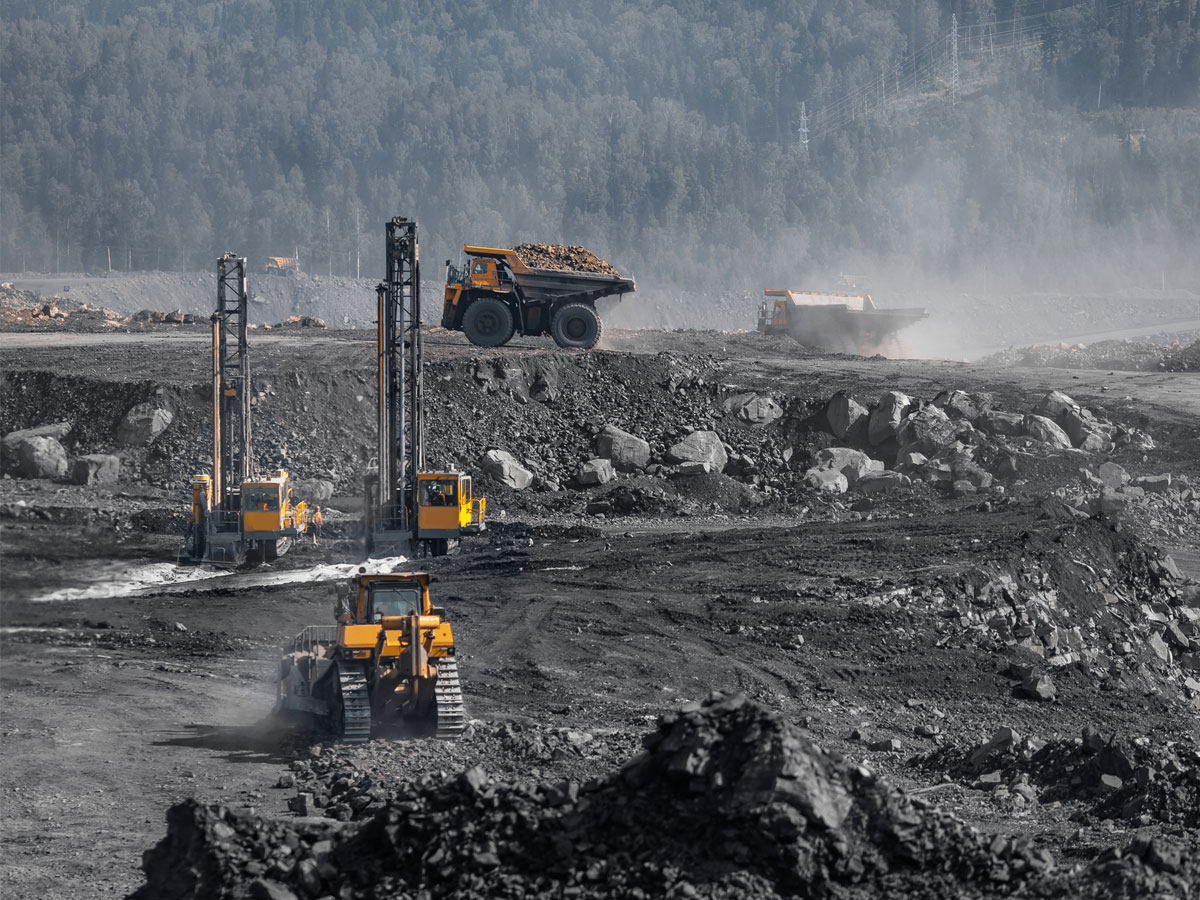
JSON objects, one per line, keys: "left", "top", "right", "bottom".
{"left": 134, "top": 695, "right": 1061, "bottom": 900}
{"left": 918, "top": 724, "right": 1200, "bottom": 828}
{"left": 855, "top": 517, "right": 1199, "bottom": 704}
{"left": 512, "top": 243, "right": 620, "bottom": 276}
{"left": 2, "top": 398, "right": 175, "bottom": 484}
{"left": 981, "top": 337, "right": 1200, "bottom": 373}
{"left": 283, "top": 722, "right": 640, "bottom": 824}
{"left": 1060, "top": 461, "right": 1196, "bottom": 520}
{"left": 800, "top": 387, "right": 1146, "bottom": 497}
{"left": 269, "top": 315, "right": 326, "bottom": 329}
{"left": 127, "top": 308, "right": 204, "bottom": 326}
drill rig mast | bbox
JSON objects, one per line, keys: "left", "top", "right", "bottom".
{"left": 368, "top": 217, "right": 422, "bottom": 555}
{"left": 214, "top": 253, "right": 253, "bottom": 513}
{"left": 366, "top": 217, "right": 485, "bottom": 557}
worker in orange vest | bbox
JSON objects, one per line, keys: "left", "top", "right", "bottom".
{"left": 311, "top": 507, "right": 323, "bottom": 543}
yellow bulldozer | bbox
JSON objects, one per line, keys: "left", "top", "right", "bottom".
{"left": 277, "top": 571, "right": 464, "bottom": 741}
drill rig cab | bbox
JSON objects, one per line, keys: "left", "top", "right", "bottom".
{"left": 366, "top": 217, "right": 486, "bottom": 558}
{"left": 277, "top": 570, "right": 465, "bottom": 741}
{"left": 179, "top": 254, "right": 310, "bottom": 567}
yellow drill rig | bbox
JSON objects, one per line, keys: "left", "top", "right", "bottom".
{"left": 277, "top": 570, "right": 464, "bottom": 741}
{"left": 180, "top": 253, "right": 311, "bottom": 567}
{"left": 365, "top": 217, "right": 486, "bottom": 558}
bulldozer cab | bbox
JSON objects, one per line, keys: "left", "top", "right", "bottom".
{"left": 365, "top": 580, "right": 425, "bottom": 622}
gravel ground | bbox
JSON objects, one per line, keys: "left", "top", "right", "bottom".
{"left": 1, "top": 322, "right": 1198, "bottom": 900}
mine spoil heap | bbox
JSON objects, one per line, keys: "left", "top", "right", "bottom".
{"left": 513, "top": 243, "right": 619, "bottom": 275}
{"left": 134, "top": 694, "right": 1066, "bottom": 900}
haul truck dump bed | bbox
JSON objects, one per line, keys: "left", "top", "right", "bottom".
{"left": 443, "top": 244, "right": 635, "bottom": 349}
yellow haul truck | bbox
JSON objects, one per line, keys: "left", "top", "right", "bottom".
{"left": 442, "top": 245, "right": 635, "bottom": 349}
{"left": 180, "top": 254, "right": 312, "bottom": 566}
{"left": 277, "top": 571, "right": 464, "bottom": 741}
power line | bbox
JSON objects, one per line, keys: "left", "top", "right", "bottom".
{"left": 804, "top": 0, "right": 1132, "bottom": 140}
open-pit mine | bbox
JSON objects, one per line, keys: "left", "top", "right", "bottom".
{"left": 2, "top": 254, "right": 1199, "bottom": 900}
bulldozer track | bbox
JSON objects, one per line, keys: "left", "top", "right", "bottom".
{"left": 336, "top": 661, "right": 372, "bottom": 743}
{"left": 434, "top": 656, "right": 466, "bottom": 739}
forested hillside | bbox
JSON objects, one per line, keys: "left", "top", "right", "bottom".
{"left": 2, "top": 0, "right": 1198, "bottom": 290}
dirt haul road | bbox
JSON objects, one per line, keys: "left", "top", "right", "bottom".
{"left": 2, "top": 327, "right": 1199, "bottom": 899}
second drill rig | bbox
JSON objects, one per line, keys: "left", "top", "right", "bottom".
{"left": 365, "top": 217, "right": 486, "bottom": 558}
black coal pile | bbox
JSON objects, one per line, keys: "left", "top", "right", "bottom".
{"left": 285, "top": 722, "right": 641, "bottom": 823}
{"left": 134, "top": 694, "right": 1064, "bottom": 900}
{"left": 513, "top": 243, "right": 620, "bottom": 276}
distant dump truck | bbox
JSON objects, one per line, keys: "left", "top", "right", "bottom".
{"left": 263, "top": 256, "right": 302, "bottom": 276}
{"left": 442, "top": 244, "right": 636, "bottom": 349}
{"left": 757, "top": 288, "right": 927, "bottom": 353}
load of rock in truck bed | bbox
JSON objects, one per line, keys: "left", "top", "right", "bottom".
{"left": 513, "top": 243, "right": 619, "bottom": 275}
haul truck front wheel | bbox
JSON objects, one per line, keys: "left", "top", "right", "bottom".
{"left": 551, "top": 303, "right": 602, "bottom": 350}
{"left": 462, "top": 297, "right": 516, "bottom": 347}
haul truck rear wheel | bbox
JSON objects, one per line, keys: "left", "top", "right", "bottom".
{"left": 551, "top": 302, "right": 602, "bottom": 349}
{"left": 462, "top": 297, "right": 516, "bottom": 347}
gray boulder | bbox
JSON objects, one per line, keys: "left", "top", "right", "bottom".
{"left": 665, "top": 430, "right": 728, "bottom": 472}
{"left": 825, "top": 392, "right": 869, "bottom": 440}
{"left": 895, "top": 451, "right": 928, "bottom": 471}
{"left": 1034, "top": 390, "right": 1079, "bottom": 420}
{"left": 1098, "top": 461, "right": 1129, "bottom": 490}
{"left": 813, "top": 447, "right": 883, "bottom": 486}
{"left": 896, "top": 405, "right": 957, "bottom": 456}
{"left": 979, "top": 409, "right": 1025, "bottom": 436}
{"left": 577, "top": 458, "right": 617, "bottom": 486}
{"left": 738, "top": 395, "right": 784, "bottom": 426}
{"left": 13, "top": 435, "right": 69, "bottom": 479}
{"left": 295, "top": 478, "right": 336, "bottom": 502}
{"left": 804, "top": 467, "right": 848, "bottom": 493}
{"left": 117, "top": 403, "right": 173, "bottom": 446}
{"left": 934, "top": 390, "right": 983, "bottom": 421}
{"left": 1, "top": 422, "right": 72, "bottom": 473}
{"left": 867, "top": 391, "right": 912, "bottom": 445}
{"left": 481, "top": 449, "right": 533, "bottom": 490}
{"left": 1078, "top": 432, "right": 1112, "bottom": 453}
{"left": 1062, "top": 406, "right": 1101, "bottom": 447}
{"left": 1134, "top": 474, "right": 1171, "bottom": 493}
{"left": 595, "top": 424, "right": 650, "bottom": 472}
{"left": 1022, "top": 415, "right": 1072, "bottom": 449}
{"left": 953, "top": 460, "right": 993, "bottom": 489}
{"left": 857, "top": 471, "right": 911, "bottom": 493}
{"left": 70, "top": 453, "right": 120, "bottom": 486}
